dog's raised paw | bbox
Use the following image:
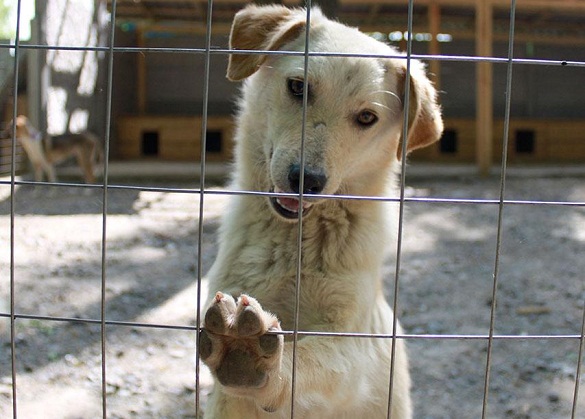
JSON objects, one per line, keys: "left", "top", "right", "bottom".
{"left": 200, "top": 292, "right": 283, "bottom": 389}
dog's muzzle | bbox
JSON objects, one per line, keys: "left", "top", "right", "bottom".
{"left": 269, "top": 164, "right": 327, "bottom": 220}
{"left": 270, "top": 186, "right": 314, "bottom": 219}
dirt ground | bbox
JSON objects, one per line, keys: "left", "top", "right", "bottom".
{"left": 0, "top": 168, "right": 584, "bottom": 419}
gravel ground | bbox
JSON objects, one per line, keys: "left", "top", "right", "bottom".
{"left": 0, "top": 169, "right": 584, "bottom": 418}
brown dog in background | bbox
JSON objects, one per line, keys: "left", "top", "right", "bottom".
{"left": 9, "top": 115, "right": 102, "bottom": 183}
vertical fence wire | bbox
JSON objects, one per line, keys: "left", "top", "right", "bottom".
{"left": 290, "top": 3, "right": 313, "bottom": 417}
{"left": 99, "top": 0, "right": 118, "bottom": 417}
{"left": 573, "top": 310, "right": 585, "bottom": 418}
{"left": 9, "top": 3, "right": 24, "bottom": 418}
{"left": 387, "top": 0, "right": 415, "bottom": 417}
{"left": 194, "top": 0, "right": 215, "bottom": 416}
{"left": 480, "top": 1, "right": 517, "bottom": 417}
{"left": 573, "top": 302, "right": 585, "bottom": 418}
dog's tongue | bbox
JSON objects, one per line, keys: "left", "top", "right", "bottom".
{"left": 277, "top": 197, "right": 300, "bottom": 212}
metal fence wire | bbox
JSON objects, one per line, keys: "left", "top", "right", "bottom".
{"left": 1, "top": 0, "right": 585, "bottom": 418}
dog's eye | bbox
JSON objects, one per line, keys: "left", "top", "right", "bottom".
{"left": 287, "top": 78, "right": 305, "bottom": 97}
{"left": 356, "top": 110, "right": 378, "bottom": 127}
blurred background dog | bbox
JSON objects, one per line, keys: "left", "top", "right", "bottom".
{"left": 4, "top": 115, "right": 103, "bottom": 183}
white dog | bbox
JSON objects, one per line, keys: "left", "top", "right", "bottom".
{"left": 199, "top": 5, "right": 443, "bottom": 418}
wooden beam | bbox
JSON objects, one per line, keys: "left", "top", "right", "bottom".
{"left": 109, "top": 0, "right": 585, "bottom": 18}
{"left": 475, "top": 0, "right": 493, "bottom": 176}
{"left": 330, "top": 0, "right": 585, "bottom": 11}
{"left": 428, "top": 3, "right": 441, "bottom": 89}
{"left": 137, "top": 27, "right": 147, "bottom": 114}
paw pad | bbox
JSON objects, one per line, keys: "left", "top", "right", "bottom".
{"left": 216, "top": 349, "right": 267, "bottom": 387}
{"left": 199, "top": 293, "right": 283, "bottom": 390}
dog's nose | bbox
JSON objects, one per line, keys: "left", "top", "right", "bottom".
{"left": 288, "top": 164, "right": 327, "bottom": 195}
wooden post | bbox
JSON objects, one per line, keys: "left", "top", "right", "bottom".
{"left": 476, "top": 0, "right": 493, "bottom": 176}
{"left": 428, "top": 2, "right": 441, "bottom": 89}
{"left": 137, "top": 27, "right": 147, "bottom": 114}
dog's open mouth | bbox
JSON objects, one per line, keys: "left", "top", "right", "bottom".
{"left": 269, "top": 187, "right": 314, "bottom": 220}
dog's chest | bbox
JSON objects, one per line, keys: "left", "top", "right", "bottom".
{"left": 19, "top": 138, "right": 45, "bottom": 162}
{"left": 251, "top": 271, "right": 354, "bottom": 332}
{"left": 217, "top": 212, "right": 371, "bottom": 331}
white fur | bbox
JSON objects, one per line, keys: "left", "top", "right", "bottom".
{"left": 202, "top": 6, "right": 442, "bottom": 418}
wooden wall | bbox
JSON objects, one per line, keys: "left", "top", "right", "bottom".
{"left": 412, "top": 118, "right": 585, "bottom": 164}
{"left": 116, "top": 114, "right": 585, "bottom": 165}
{"left": 116, "top": 115, "right": 234, "bottom": 162}
{"left": 1, "top": 96, "right": 27, "bottom": 176}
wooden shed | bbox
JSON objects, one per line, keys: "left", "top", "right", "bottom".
{"left": 106, "top": 0, "right": 585, "bottom": 174}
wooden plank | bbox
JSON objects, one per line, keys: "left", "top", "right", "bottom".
{"left": 118, "top": 0, "right": 585, "bottom": 47}
{"left": 428, "top": 2, "right": 441, "bottom": 89}
{"left": 1, "top": 96, "right": 28, "bottom": 175}
{"left": 410, "top": 118, "right": 475, "bottom": 162}
{"left": 206, "top": 116, "right": 235, "bottom": 161}
{"left": 116, "top": 115, "right": 235, "bottom": 161}
{"left": 333, "top": 0, "right": 585, "bottom": 10}
{"left": 116, "top": 114, "right": 585, "bottom": 163}
{"left": 137, "top": 28, "right": 147, "bottom": 114}
{"left": 411, "top": 118, "right": 585, "bottom": 163}
{"left": 475, "top": 0, "right": 493, "bottom": 176}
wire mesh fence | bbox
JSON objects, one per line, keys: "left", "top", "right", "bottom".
{"left": 1, "top": 0, "right": 584, "bottom": 418}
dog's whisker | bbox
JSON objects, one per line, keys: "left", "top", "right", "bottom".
{"left": 370, "top": 90, "right": 402, "bottom": 104}
{"left": 370, "top": 102, "right": 393, "bottom": 112}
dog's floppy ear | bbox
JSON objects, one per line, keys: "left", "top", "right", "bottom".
{"left": 395, "top": 61, "right": 443, "bottom": 160}
{"left": 227, "top": 5, "right": 306, "bottom": 81}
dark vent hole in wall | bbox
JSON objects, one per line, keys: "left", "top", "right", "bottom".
{"left": 515, "top": 130, "right": 535, "bottom": 154}
{"left": 142, "top": 131, "right": 159, "bottom": 156}
{"left": 206, "top": 131, "right": 222, "bottom": 153}
{"left": 439, "top": 129, "right": 458, "bottom": 154}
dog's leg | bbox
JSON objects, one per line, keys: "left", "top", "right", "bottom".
{"left": 34, "top": 145, "right": 56, "bottom": 183}
{"left": 204, "top": 383, "right": 266, "bottom": 419}
{"left": 24, "top": 141, "right": 52, "bottom": 182}
{"left": 200, "top": 292, "right": 411, "bottom": 418}
{"left": 32, "top": 161, "right": 44, "bottom": 182}
{"left": 200, "top": 292, "right": 286, "bottom": 414}
{"left": 44, "top": 161, "right": 57, "bottom": 183}
{"left": 77, "top": 144, "right": 97, "bottom": 184}
{"left": 200, "top": 292, "right": 283, "bottom": 387}
{"left": 30, "top": 161, "right": 51, "bottom": 196}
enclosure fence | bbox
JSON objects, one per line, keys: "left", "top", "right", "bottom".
{"left": 1, "top": 0, "right": 585, "bottom": 418}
